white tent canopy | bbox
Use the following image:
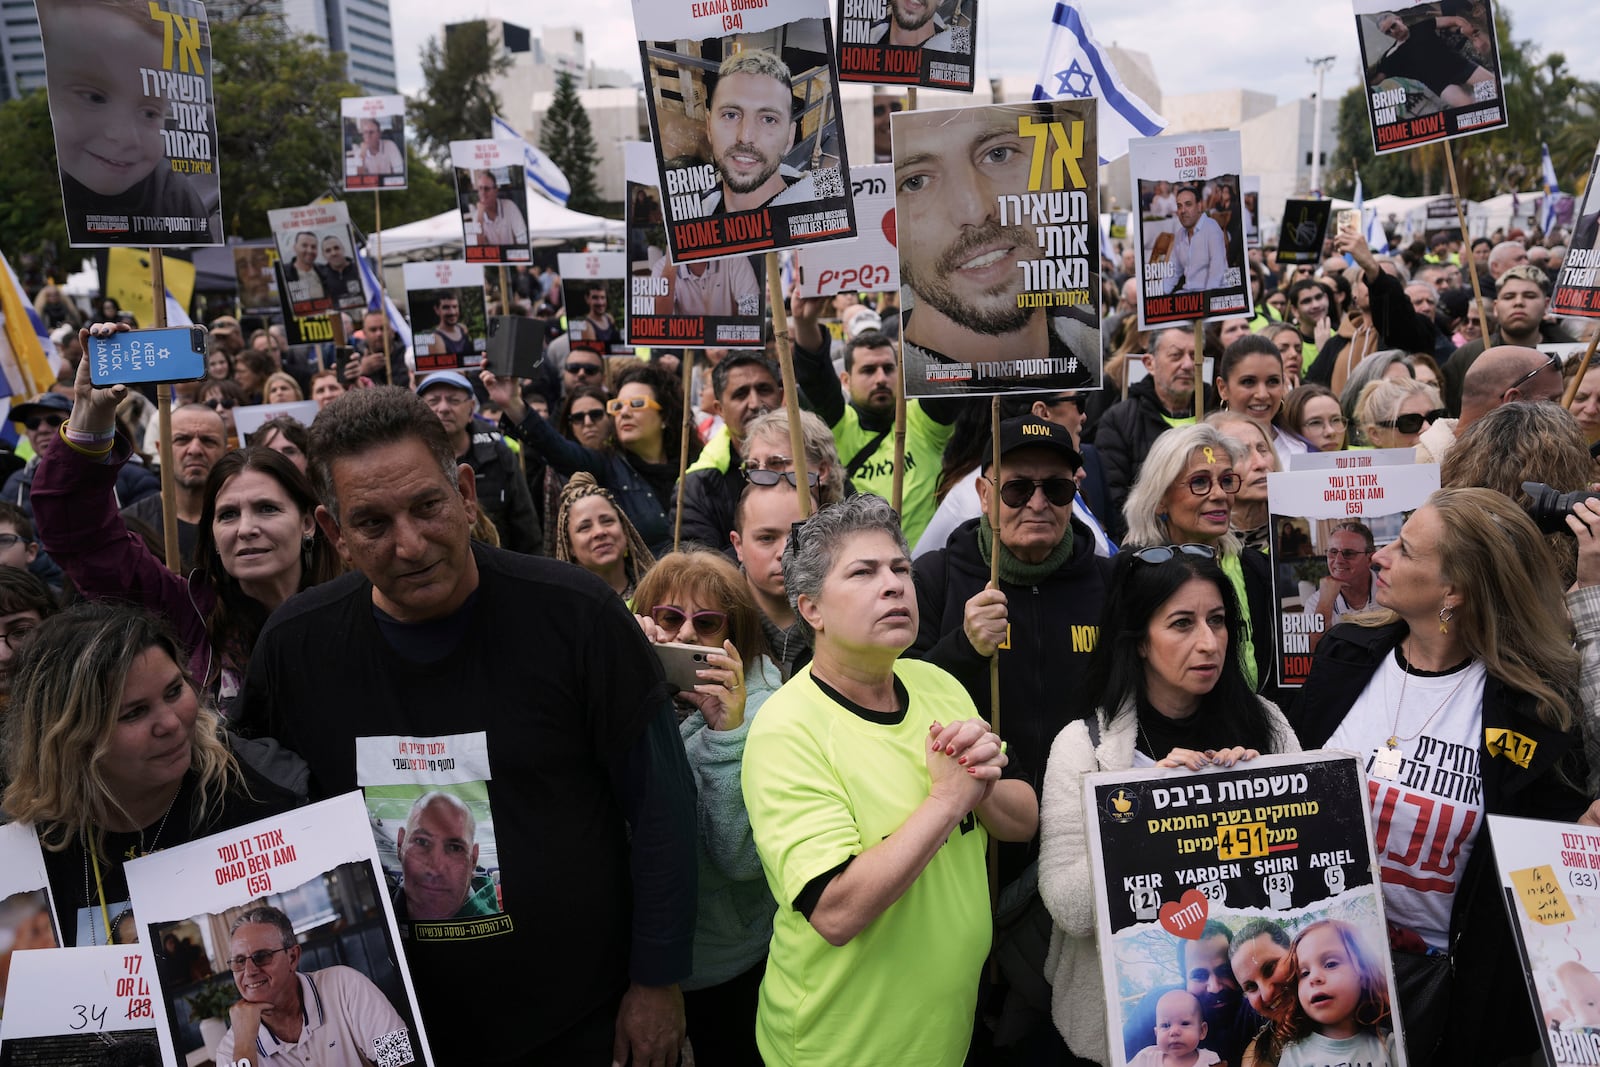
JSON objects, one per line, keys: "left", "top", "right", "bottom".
{"left": 368, "top": 196, "right": 624, "bottom": 263}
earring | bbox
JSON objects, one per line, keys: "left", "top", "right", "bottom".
{"left": 1438, "top": 604, "right": 1454, "bottom": 634}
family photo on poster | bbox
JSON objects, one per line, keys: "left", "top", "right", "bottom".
{"left": 343, "top": 95, "right": 409, "bottom": 191}
{"left": 891, "top": 99, "right": 1101, "bottom": 397}
{"left": 633, "top": 0, "right": 857, "bottom": 262}
{"left": 835, "top": 0, "right": 979, "bottom": 91}
{"left": 1353, "top": 0, "right": 1507, "bottom": 153}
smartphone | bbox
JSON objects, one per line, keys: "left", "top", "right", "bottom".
{"left": 486, "top": 316, "right": 544, "bottom": 379}
{"left": 653, "top": 641, "right": 713, "bottom": 693}
{"left": 87, "top": 326, "right": 208, "bottom": 387}
{"left": 1337, "top": 209, "right": 1360, "bottom": 238}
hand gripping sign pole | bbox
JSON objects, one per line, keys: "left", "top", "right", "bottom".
{"left": 767, "top": 252, "right": 812, "bottom": 520}
{"left": 1444, "top": 142, "right": 1490, "bottom": 355}
{"left": 149, "top": 249, "right": 181, "bottom": 574}
{"left": 891, "top": 87, "right": 918, "bottom": 514}
{"left": 674, "top": 352, "right": 695, "bottom": 551}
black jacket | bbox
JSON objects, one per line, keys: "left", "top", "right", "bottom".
{"left": 671, "top": 459, "right": 745, "bottom": 553}
{"left": 463, "top": 426, "right": 542, "bottom": 555}
{"left": 1294, "top": 621, "right": 1589, "bottom": 1066}
{"left": 1083, "top": 377, "right": 1175, "bottom": 542}
{"left": 1237, "top": 546, "right": 1286, "bottom": 711}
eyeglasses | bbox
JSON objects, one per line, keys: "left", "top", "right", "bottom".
{"left": 226, "top": 947, "right": 291, "bottom": 972}
{"left": 744, "top": 466, "right": 819, "bottom": 488}
{"left": 570, "top": 409, "right": 607, "bottom": 425}
{"left": 1182, "top": 471, "right": 1242, "bottom": 496}
{"left": 994, "top": 476, "right": 1076, "bottom": 508}
{"left": 205, "top": 398, "right": 237, "bottom": 411}
{"left": 566, "top": 362, "right": 602, "bottom": 378}
{"left": 1375, "top": 409, "right": 1447, "bottom": 434}
{"left": 650, "top": 605, "right": 728, "bottom": 638}
{"left": 1500, "top": 353, "right": 1561, "bottom": 401}
{"left": 1301, "top": 415, "right": 1347, "bottom": 432}
{"left": 0, "top": 617, "right": 36, "bottom": 650}
{"left": 607, "top": 396, "right": 662, "bottom": 415}
{"left": 1326, "top": 547, "right": 1370, "bottom": 560}
{"left": 22, "top": 414, "right": 66, "bottom": 431}
{"left": 1131, "top": 544, "right": 1218, "bottom": 565}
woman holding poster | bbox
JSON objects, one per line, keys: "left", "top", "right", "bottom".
{"left": 1295, "top": 487, "right": 1588, "bottom": 1064}
{"left": 1037, "top": 546, "right": 1298, "bottom": 1066}
{"left": 0, "top": 603, "right": 298, "bottom": 948}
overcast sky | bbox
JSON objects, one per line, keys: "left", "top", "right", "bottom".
{"left": 387, "top": 0, "right": 1591, "bottom": 113}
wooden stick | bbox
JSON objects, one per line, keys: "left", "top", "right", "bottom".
{"left": 986, "top": 393, "right": 1002, "bottom": 959}
{"left": 891, "top": 88, "right": 917, "bottom": 514}
{"left": 1192, "top": 319, "right": 1205, "bottom": 420}
{"left": 374, "top": 190, "right": 392, "bottom": 385}
{"left": 767, "top": 251, "right": 811, "bottom": 518}
{"left": 1563, "top": 328, "right": 1600, "bottom": 409}
{"left": 674, "top": 351, "right": 694, "bottom": 550}
{"left": 150, "top": 249, "right": 181, "bottom": 574}
{"left": 1443, "top": 143, "right": 1489, "bottom": 349}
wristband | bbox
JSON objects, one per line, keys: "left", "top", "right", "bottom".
{"left": 62, "top": 421, "right": 115, "bottom": 444}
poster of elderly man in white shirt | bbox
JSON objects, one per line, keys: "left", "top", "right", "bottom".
{"left": 1130, "top": 132, "right": 1252, "bottom": 330}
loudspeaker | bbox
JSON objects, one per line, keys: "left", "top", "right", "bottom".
{"left": 485, "top": 316, "right": 545, "bottom": 379}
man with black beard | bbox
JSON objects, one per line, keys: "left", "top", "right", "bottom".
{"left": 891, "top": 103, "right": 1098, "bottom": 395}
{"left": 1121, "top": 920, "right": 1254, "bottom": 1067}
{"left": 698, "top": 50, "right": 816, "bottom": 216}
{"left": 869, "top": 0, "right": 958, "bottom": 49}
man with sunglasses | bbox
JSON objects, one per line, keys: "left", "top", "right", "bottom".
{"left": 1417, "top": 346, "right": 1562, "bottom": 465}
{"left": 674, "top": 353, "right": 784, "bottom": 550}
{"left": 908, "top": 415, "right": 1112, "bottom": 1055}
{"left": 1440, "top": 264, "right": 1574, "bottom": 414}
{"left": 1, "top": 392, "right": 145, "bottom": 524}
{"left": 416, "top": 371, "right": 541, "bottom": 555}
{"left": 560, "top": 348, "right": 606, "bottom": 398}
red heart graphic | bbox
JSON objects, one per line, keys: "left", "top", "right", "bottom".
{"left": 1158, "top": 888, "right": 1209, "bottom": 940}
{"left": 882, "top": 207, "right": 897, "bottom": 247}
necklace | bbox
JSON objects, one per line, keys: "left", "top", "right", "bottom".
{"left": 81, "top": 785, "right": 182, "bottom": 934}
{"left": 1385, "top": 645, "right": 1473, "bottom": 750}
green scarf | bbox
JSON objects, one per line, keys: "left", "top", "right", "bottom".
{"left": 977, "top": 515, "right": 1075, "bottom": 586}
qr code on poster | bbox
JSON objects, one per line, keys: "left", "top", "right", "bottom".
{"left": 374, "top": 1027, "right": 416, "bottom": 1066}
{"left": 1473, "top": 78, "right": 1497, "bottom": 102}
{"left": 949, "top": 26, "right": 972, "bottom": 52}
{"left": 812, "top": 167, "right": 843, "bottom": 200}
{"left": 737, "top": 294, "right": 760, "bottom": 316}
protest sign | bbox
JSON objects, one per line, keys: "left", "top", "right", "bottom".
{"left": 39, "top": 0, "right": 223, "bottom": 247}
{"left": 624, "top": 142, "right": 764, "bottom": 349}
{"left": 795, "top": 163, "right": 899, "bottom": 299}
{"left": 1241, "top": 176, "right": 1261, "bottom": 249}
{"left": 343, "top": 95, "right": 408, "bottom": 191}
{"left": 0, "top": 822, "right": 59, "bottom": 1026}
{"left": 1275, "top": 200, "right": 1334, "bottom": 266}
{"left": 1284, "top": 447, "right": 1420, "bottom": 472}
{"left": 1130, "top": 132, "right": 1252, "bottom": 330}
{"left": 559, "top": 252, "right": 631, "bottom": 357}
{"left": 271, "top": 260, "right": 341, "bottom": 348}
{"left": 1353, "top": 0, "right": 1506, "bottom": 154}
{"left": 891, "top": 100, "right": 1101, "bottom": 397}
{"left": 1488, "top": 814, "right": 1600, "bottom": 1066}
{"left": 230, "top": 241, "right": 280, "bottom": 317}
{"left": 1266, "top": 459, "right": 1438, "bottom": 686}
{"left": 1423, "top": 194, "right": 1463, "bottom": 245}
{"left": 0, "top": 947, "right": 165, "bottom": 1064}
{"left": 1085, "top": 752, "right": 1406, "bottom": 1067}
{"left": 123, "top": 792, "right": 432, "bottom": 1067}
{"left": 266, "top": 202, "right": 367, "bottom": 318}
{"left": 234, "top": 399, "right": 319, "bottom": 443}
{"left": 1553, "top": 141, "right": 1600, "bottom": 319}
{"left": 835, "top": 0, "right": 977, "bottom": 91}
{"left": 634, "top": 0, "right": 857, "bottom": 262}
{"left": 450, "top": 140, "right": 531, "bottom": 265}
{"left": 403, "top": 261, "right": 489, "bottom": 373}
{"left": 103, "top": 248, "right": 195, "bottom": 329}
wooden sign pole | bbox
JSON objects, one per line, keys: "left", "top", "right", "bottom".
{"left": 150, "top": 249, "right": 180, "bottom": 574}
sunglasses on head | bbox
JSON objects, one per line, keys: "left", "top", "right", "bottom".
{"left": 22, "top": 414, "right": 65, "bottom": 431}
{"left": 651, "top": 605, "right": 728, "bottom": 638}
{"left": 1500, "top": 353, "right": 1561, "bottom": 400}
{"left": 607, "top": 396, "right": 662, "bottom": 415}
{"left": 744, "top": 465, "right": 819, "bottom": 488}
{"left": 570, "top": 409, "right": 607, "bottom": 425}
{"left": 1183, "top": 471, "right": 1241, "bottom": 496}
{"left": 1375, "top": 409, "right": 1447, "bottom": 434}
{"left": 994, "top": 476, "right": 1075, "bottom": 508}
{"left": 1131, "top": 543, "right": 1218, "bottom": 565}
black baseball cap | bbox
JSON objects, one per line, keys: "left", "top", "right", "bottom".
{"left": 982, "top": 415, "right": 1082, "bottom": 473}
{"left": 9, "top": 392, "right": 71, "bottom": 425}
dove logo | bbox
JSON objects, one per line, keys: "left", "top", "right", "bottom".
{"left": 1105, "top": 787, "right": 1139, "bottom": 824}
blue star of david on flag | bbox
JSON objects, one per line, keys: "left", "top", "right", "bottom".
{"left": 1055, "top": 59, "right": 1094, "bottom": 98}
{"left": 1033, "top": 2, "right": 1165, "bottom": 164}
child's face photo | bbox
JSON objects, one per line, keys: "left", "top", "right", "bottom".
{"left": 42, "top": 8, "right": 167, "bottom": 196}
{"left": 1296, "top": 924, "right": 1362, "bottom": 1037}
{"left": 1560, "top": 963, "right": 1600, "bottom": 1027}
{"left": 1153, "top": 990, "right": 1205, "bottom": 1059}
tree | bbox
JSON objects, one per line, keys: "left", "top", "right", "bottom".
{"left": 539, "top": 71, "right": 603, "bottom": 216}
{"left": 0, "top": 89, "right": 70, "bottom": 275}
{"left": 409, "top": 21, "right": 511, "bottom": 168}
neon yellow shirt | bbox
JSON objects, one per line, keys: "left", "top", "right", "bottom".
{"left": 828, "top": 403, "right": 954, "bottom": 550}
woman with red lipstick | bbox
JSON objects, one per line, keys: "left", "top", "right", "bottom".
{"left": 1038, "top": 546, "right": 1297, "bottom": 1065}
{"left": 1294, "top": 488, "right": 1588, "bottom": 1065}
{"left": 1, "top": 603, "right": 298, "bottom": 947}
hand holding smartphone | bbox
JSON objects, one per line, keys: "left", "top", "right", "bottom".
{"left": 86, "top": 325, "right": 208, "bottom": 387}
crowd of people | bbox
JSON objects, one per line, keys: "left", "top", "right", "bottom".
{"left": 0, "top": 216, "right": 1597, "bottom": 1067}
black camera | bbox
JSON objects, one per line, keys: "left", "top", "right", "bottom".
{"left": 1522, "top": 481, "right": 1600, "bottom": 535}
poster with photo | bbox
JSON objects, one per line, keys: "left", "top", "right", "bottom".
{"left": 1086, "top": 752, "right": 1407, "bottom": 1067}
{"left": 271, "top": 260, "right": 342, "bottom": 348}
{"left": 266, "top": 202, "right": 367, "bottom": 318}
{"left": 634, "top": 0, "right": 857, "bottom": 262}
{"left": 235, "top": 399, "right": 320, "bottom": 443}
{"left": 1276, "top": 200, "right": 1334, "bottom": 266}
{"left": 835, "top": 0, "right": 978, "bottom": 91}
{"left": 39, "top": 0, "right": 223, "bottom": 248}
{"left": 230, "top": 240, "right": 280, "bottom": 317}
{"left": 1131, "top": 132, "right": 1252, "bottom": 330}
{"left": 1553, "top": 139, "right": 1600, "bottom": 319}
{"left": 795, "top": 162, "right": 899, "bottom": 299}
{"left": 343, "top": 95, "right": 408, "bottom": 191}
{"left": 0, "top": 823, "right": 59, "bottom": 1026}
{"left": 0, "top": 947, "right": 165, "bottom": 1065}
{"left": 559, "top": 252, "right": 631, "bottom": 357}
{"left": 624, "top": 142, "right": 764, "bottom": 349}
{"left": 123, "top": 792, "right": 432, "bottom": 1067}
{"left": 1488, "top": 814, "right": 1600, "bottom": 1066}
{"left": 1266, "top": 459, "right": 1438, "bottom": 687}
{"left": 1353, "top": 0, "right": 1506, "bottom": 154}
{"left": 1241, "top": 176, "right": 1261, "bottom": 250}
{"left": 450, "top": 140, "right": 531, "bottom": 265}
{"left": 403, "top": 261, "right": 488, "bottom": 373}
{"left": 891, "top": 100, "right": 1100, "bottom": 397}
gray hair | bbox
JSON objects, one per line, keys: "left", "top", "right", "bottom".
{"left": 782, "top": 494, "right": 908, "bottom": 643}
{"left": 230, "top": 905, "right": 297, "bottom": 949}
{"left": 1338, "top": 349, "right": 1412, "bottom": 421}
{"left": 308, "top": 386, "right": 459, "bottom": 524}
{"left": 406, "top": 790, "right": 477, "bottom": 843}
{"left": 744, "top": 408, "right": 846, "bottom": 506}
{"left": 1122, "top": 424, "right": 1245, "bottom": 552}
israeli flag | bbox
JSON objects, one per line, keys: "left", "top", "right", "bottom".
{"left": 492, "top": 114, "right": 572, "bottom": 207}
{"left": 1541, "top": 142, "right": 1560, "bottom": 233}
{"left": 356, "top": 245, "right": 414, "bottom": 362}
{"left": 1032, "top": 2, "right": 1165, "bottom": 164}
{"left": 1353, "top": 171, "right": 1388, "bottom": 254}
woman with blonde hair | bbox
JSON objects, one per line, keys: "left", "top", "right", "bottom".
{"left": 1296, "top": 488, "right": 1588, "bottom": 1063}
{"left": 262, "top": 371, "right": 304, "bottom": 405}
{"left": 1353, "top": 376, "right": 1442, "bottom": 449}
{"left": 553, "top": 473, "right": 656, "bottom": 605}
{"left": 740, "top": 408, "right": 846, "bottom": 508}
{"left": 2, "top": 602, "right": 298, "bottom": 946}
